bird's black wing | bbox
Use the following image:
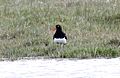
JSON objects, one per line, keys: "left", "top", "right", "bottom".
{"left": 63, "top": 32, "right": 67, "bottom": 40}
{"left": 53, "top": 31, "right": 67, "bottom": 39}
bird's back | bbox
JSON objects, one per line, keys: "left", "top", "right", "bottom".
{"left": 53, "top": 31, "right": 67, "bottom": 39}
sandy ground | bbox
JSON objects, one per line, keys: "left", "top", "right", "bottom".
{"left": 0, "top": 58, "right": 120, "bottom": 78}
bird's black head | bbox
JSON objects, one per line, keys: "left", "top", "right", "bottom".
{"left": 56, "top": 24, "right": 62, "bottom": 31}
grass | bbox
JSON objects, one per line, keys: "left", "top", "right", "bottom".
{"left": 0, "top": 0, "right": 120, "bottom": 60}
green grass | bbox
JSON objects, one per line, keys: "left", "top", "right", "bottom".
{"left": 0, "top": 0, "right": 120, "bottom": 60}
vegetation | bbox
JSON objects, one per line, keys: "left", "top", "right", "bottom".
{"left": 0, "top": 0, "right": 120, "bottom": 60}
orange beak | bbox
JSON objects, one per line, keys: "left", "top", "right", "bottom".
{"left": 50, "top": 27, "right": 56, "bottom": 33}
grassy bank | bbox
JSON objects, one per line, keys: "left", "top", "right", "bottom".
{"left": 0, "top": 0, "right": 120, "bottom": 60}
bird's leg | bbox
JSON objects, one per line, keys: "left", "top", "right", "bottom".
{"left": 60, "top": 43, "right": 64, "bottom": 51}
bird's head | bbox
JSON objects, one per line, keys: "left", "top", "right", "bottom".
{"left": 50, "top": 24, "right": 62, "bottom": 33}
{"left": 56, "top": 24, "right": 62, "bottom": 31}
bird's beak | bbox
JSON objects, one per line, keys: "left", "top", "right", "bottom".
{"left": 50, "top": 27, "right": 56, "bottom": 32}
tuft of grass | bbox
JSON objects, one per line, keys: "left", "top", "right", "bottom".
{"left": 0, "top": 0, "right": 120, "bottom": 60}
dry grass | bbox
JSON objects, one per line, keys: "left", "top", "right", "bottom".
{"left": 0, "top": 0, "right": 120, "bottom": 60}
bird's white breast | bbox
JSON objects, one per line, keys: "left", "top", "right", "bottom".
{"left": 54, "top": 38, "right": 67, "bottom": 44}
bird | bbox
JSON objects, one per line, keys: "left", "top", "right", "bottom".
{"left": 53, "top": 24, "right": 67, "bottom": 44}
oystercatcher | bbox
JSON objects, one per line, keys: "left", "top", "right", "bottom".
{"left": 53, "top": 24, "right": 67, "bottom": 44}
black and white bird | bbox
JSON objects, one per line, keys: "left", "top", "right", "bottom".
{"left": 53, "top": 24, "right": 67, "bottom": 44}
